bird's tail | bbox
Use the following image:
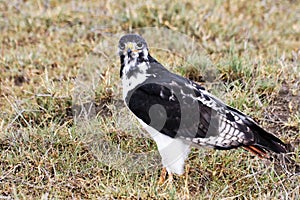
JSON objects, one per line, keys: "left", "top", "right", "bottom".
{"left": 242, "top": 119, "right": 288, "bottom": 156}
{"left": 242, "top": 122, "right": 300, "bottom": 174}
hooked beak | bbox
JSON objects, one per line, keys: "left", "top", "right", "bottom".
{"left": 127, "top": 48, "right": 132, "bottom": 57}
{"left": 123, "top": 42, "right": 137, "bottom": 58}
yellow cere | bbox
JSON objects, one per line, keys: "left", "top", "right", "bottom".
{"left": 125, "top": 42, "right": 135, "bottom": 49}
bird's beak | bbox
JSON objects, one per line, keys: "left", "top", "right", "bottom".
{"left": 127, "top": 48, "right": 132, "bottom": 57}
{"left": 123, "top": 42, "right": 138, "bottom": 57}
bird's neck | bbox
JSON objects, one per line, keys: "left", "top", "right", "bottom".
{"left": 120, "top": 53, "right": 151, "bottom": 100}
{"left": 120, "top": 50, "right": 150, "bottom": 79}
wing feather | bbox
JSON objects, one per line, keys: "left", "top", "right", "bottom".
{"left": 125, "top": 64, "right": 287, "bottom": 153}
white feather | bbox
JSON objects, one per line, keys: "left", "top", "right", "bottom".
{"left": 138, "top": 119, "right": 191, "bottom": 175}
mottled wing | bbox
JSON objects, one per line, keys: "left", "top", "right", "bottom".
{"left": 126, "top": 69, "right": 287, "bottom": 156}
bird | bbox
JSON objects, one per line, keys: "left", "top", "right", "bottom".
{"left": 118, "top": 33, "right": 289, "bottom": 183}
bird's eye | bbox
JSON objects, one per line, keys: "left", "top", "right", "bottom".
{"left": 136, "top": 42, "right": 143, "bottom": 49}
{"left": 119, "top": 43, "right": 125, "bottom": 50}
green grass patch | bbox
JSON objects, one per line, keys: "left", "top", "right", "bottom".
{"left": 0, "top": 0, "right": 299, "bottom": 198}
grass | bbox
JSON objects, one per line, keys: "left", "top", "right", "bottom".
{"left": 1, "top": 0, "right": 300, "bottom": 199}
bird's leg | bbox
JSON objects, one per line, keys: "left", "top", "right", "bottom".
{"left": 158, "top": 167, "right": 167, "bottom": 185}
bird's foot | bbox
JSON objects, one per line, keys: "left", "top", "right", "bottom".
{"left": 158, "top": 167, "right": 174, "bottom": 186}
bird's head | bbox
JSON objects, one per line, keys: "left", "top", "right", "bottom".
{"left": 118, "top": 34, "right": 148, "bottom": 61}
{"left": 118, "top": 34, "right": 149, "bottom": 78}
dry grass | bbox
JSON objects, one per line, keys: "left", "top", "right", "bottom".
{"left": 0, "top": 0, "right": 300, "bottom": 199}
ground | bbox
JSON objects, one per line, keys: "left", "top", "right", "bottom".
{"left": 0, "top": 0, "right": 300, "bottom": 199}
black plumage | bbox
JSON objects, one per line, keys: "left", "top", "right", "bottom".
{"left": 119, "top": 33, "right": 289, "bottom": 167}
